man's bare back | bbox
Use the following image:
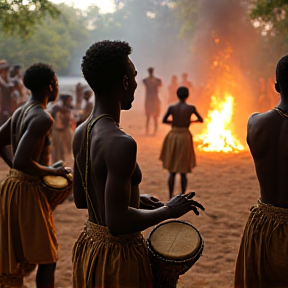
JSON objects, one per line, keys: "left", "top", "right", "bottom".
{"left": 247, "top": 109, "right": 288, "bottom": 208}
{"left": 164, "top": 102, "right": 202, "bottom": 128}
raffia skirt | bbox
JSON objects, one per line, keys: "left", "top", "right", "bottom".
{"left": 72, "top": 220, "right": 154, "bottom": 288}
{"left": 159, "top": 127, "right": 196, "bottom": 173}
{"left": 235, "top": 199, "right": 288, "bottom": 288}
{"left": 0, "top": 169, "right": 58, "bottom": 286}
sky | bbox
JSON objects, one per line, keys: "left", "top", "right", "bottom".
{"left": 50, "top": 0, "right": 116, "bottom": 13}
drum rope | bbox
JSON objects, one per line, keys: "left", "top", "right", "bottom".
{"left": 84, "top": 114, "right": 119, "bottom": 224}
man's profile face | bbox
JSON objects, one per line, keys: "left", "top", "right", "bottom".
{"left": 48, "top": 74, "right": 59, "bottom": 102}
{"left": 121, "top": 58, "right": 137, "bottom": 111}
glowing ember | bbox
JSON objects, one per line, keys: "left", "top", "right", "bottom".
{"left": 195, "top": 94, "right": 244, "bottom": 153}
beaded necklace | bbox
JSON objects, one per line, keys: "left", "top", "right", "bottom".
{"left": 274, "top": 107, "right": 288, "bottom": 119}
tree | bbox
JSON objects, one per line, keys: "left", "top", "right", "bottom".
{"left": 0, "top": 0, "right": 60, "bottom": 38}
{"left": 249, "top": 0, "right": 288, "bottom": 77}
{"left": 0, "top": 4, "right": 89, "bottom": 74}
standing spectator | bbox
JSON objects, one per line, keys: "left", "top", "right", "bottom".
{"left": 51, "top": 94, "right": 73, "bottom": 163}
{"left": 167, "top": 75, "right": 178, "bottom": 105}
{"left": 143, "top": 67, "right": 162, "bottom": 135}
{"left": 160, "top": 87, "right": 203, "bottom": 199}
{"left": 75, "top": 82, "right": 83, "bottom": 110}
{"left": 10, "top": 64, "right": 29, "bottom": 107}
{"left": 0, "top": 60, "right": 14, "bottom": 125}
{"left": 76, "top": 88, "right": 94, "bottom": 126}
{"left": 179, "top": 73, "right": 194, "bottom": 98}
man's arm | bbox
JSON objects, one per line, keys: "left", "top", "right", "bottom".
{"left": 191, "top": 107, "right": 203, "bottom": 123}
{"left": 104, "top": 135, "right": 204, "bottom": 236}
{"left": 247, "top": 113, "right": 259, "bottom": 147}
{"left": 0, "top": 118, "right": 12, "bottom": 167}
{"left": 105, "top": 136, "right": 171, "bottom": 236}
{"left": 13, "top": 113, "right": 69, "bottom": 177}
{"left": 162, "top": 106, "right": 172, "bottom": 124}
{"left": 72, "top": 129, "right": 87, "bottom": 209}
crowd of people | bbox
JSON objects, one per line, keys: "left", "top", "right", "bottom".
{"left": 0, "top": 41, "right": 288, "bottom": 288}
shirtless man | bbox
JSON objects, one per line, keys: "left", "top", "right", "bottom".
{"left": 234, "top": 55, "right": 288, "bottom": 288}
{"left": 143, "top": 67, "right": 162, "bottom": 135}
{"left": 72, "top": 40, "right": 204, "bottom": 287}
{"left": 0, "top": 63, "right": 70, "bottom": 287}
{"left": 160, "top": 86, "right": 203, "bottom": 199}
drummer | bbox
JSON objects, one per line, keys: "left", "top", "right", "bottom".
{"left": 72, "top": 40, "right": 205, "bottom": 287}
{"left": 0, "top": 63, "right": 71, "bottom": 287}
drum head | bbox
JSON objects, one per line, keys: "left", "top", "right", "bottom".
{"left": 42, "top": 175, "right": 69, "bottom": 189}
{"left": 149, "top": 221, "right": 201, "bottom": 260}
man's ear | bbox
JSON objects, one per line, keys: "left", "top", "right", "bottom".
{"left": 275, "top": 81, "right": 280, "bottom": 93}
{"left": 123, "top": 75, "right": 128, "bottom": 90}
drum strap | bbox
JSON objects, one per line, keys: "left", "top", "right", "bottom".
{"left": 83, "top": 114, "right": 119, "bottom": 223}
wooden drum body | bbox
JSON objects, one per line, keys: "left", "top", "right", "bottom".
{"left": 147, "top": 220, "right": 204, "bottom": 288}
{"left": 41, "top": 174, "right": 72, "bottom": 210}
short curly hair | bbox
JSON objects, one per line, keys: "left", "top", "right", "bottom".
{"left": 82, "top": 40, "right": 132, "bottom": 94}
{"left": 177, "top": 87, "right": 189, "bottom": 99}
{"left": 23, "top": 63, "right": 55, "bottom": 91}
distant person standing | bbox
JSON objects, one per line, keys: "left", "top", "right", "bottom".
{"left": 167, "top": 75, "right": 178, "bottom": 105}
{"left": 143, "top": 67, "right": 162, "bottom": 135}
{"left": 76, "top": 88, "right": 93, "bottom": 126}
{"left": 160, "top": 87, "right": 203, "bottom": 199}
{"left": 234, "top": 55, "right": 288, "bottom": 287}
{"left": 180, "top": 73, "right": 194, "bottom": 100}
{"left": 75, "top": 82, "right": 83, "bottom": 110}
{"left": 51, "top": 94, "right": 73, "bottom": 163}
{"left": 0, "top": 60, "right": 14, "bottom": 124}
{"left": 10, "top": 64, "right": 28, "bottom": 110}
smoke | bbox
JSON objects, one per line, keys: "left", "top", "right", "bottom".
{"left": 188, "top": 0, "right": 259, "bottom": 144}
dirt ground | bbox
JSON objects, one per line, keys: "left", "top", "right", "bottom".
{"left": 0, "top": 108, "right": 260, "bottom": 288}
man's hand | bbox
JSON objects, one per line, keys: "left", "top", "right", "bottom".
{"left": 140, "top": 194, "right": 164, "bottom": 210}
{"left": 165, "top": 191, "right": 205, "bottom": 217}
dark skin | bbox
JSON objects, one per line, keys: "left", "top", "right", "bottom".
{"left": 162, "top": 95, "right": 203, "bottom": 198}
{"left": 0, "top": 74, "right": 71, "bottom": 288}
{"left": 144, "top": 69, "right": 162, "bottom": 135}
{"left": 73, "top": 57, "right": 204, "bottom": 236}
{"left": 246, "top": 81, "right": 288, "bottom": 208}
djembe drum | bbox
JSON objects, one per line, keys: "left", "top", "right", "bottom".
{"left": 41, "top": 174, "right": 72, "bottom": 210}
{"left": 146, "top": 220, "right": 204, "bottom": 288}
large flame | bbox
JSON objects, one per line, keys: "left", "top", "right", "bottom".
{"left": 195, "top": 94, "right": 244, "bottom": 153}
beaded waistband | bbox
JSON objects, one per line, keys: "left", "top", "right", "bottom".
{"left": 85, "top": 220, "right": 144, "bottom": 244}
{"left": 251, "top": 199, "right": 288, "bottom": 221}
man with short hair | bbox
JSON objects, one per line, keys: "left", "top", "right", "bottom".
{"left": 72, "top": 40, "right": 204, "bottom": 288}
{"left": 0, "top": 63, "right": 70, "bottom": 287}
{"left": 234, "top": 55, "right": 288, "bottom": 288}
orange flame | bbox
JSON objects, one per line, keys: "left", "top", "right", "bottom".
{"left": 195, "top": 94, "right": 244, "bottom": 153}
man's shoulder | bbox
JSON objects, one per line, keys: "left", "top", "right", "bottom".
{"left": 248, "top": 110, "right": 277, "bottom": 130}
{"left": 31, "top": 109, "right": 54, "bottom": 128}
